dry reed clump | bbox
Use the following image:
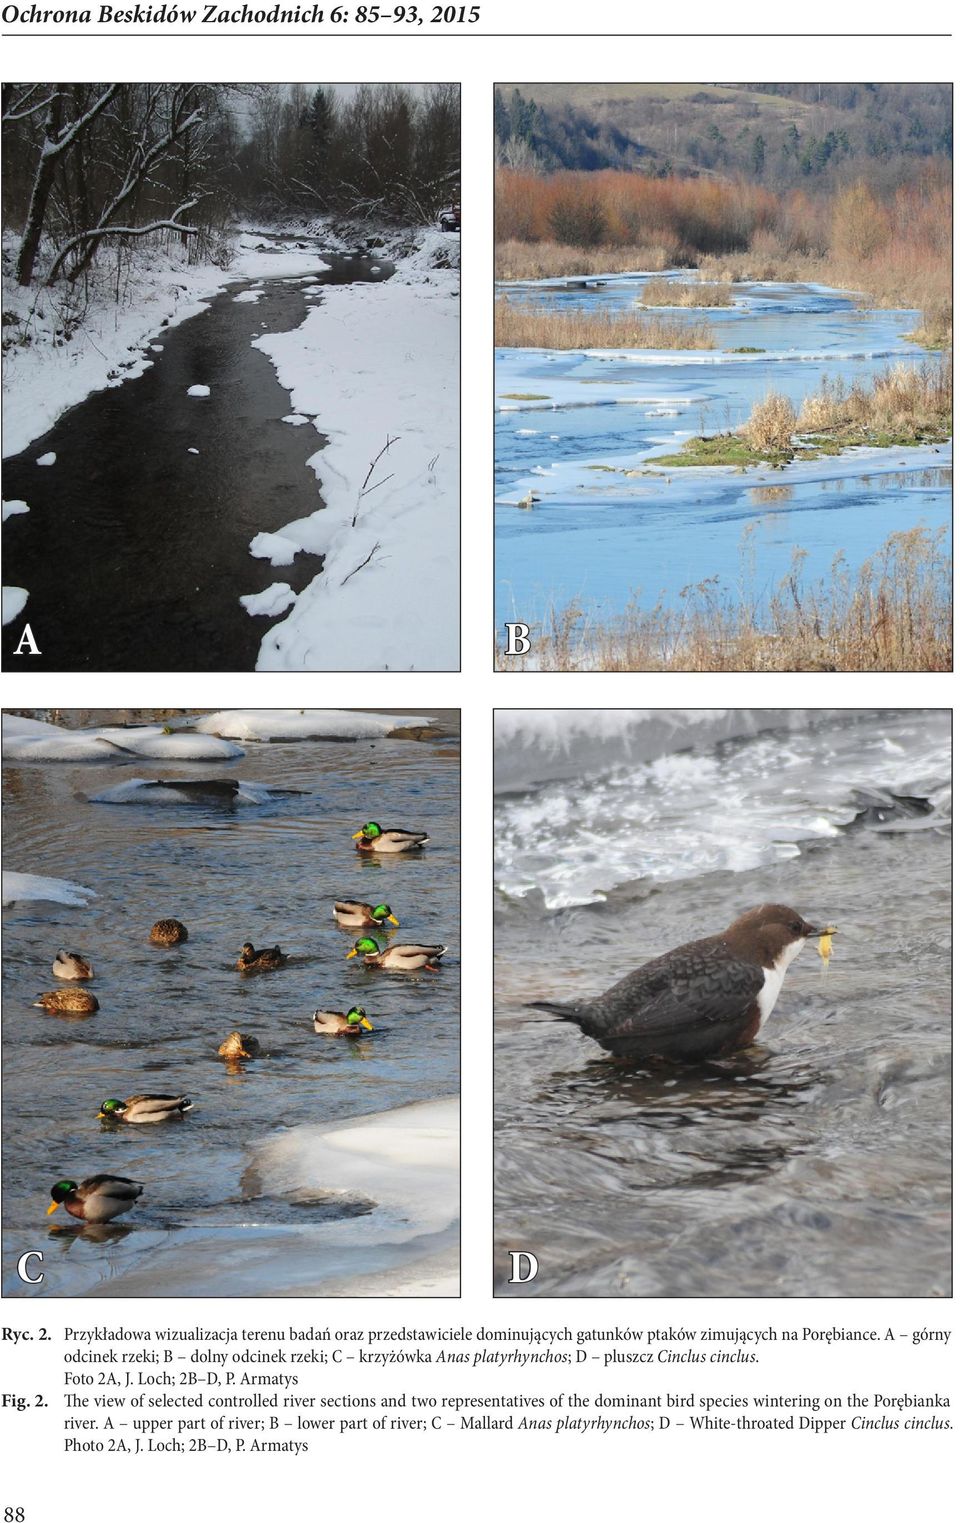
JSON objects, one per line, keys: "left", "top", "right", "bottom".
{"left": 640, "top": 278, "right": 734, "bottom": 308}
{"left": 494, "top": 296, "right": 715, "bottom": 351}
{"left": 740, "top": 392, "right": 797, "bottom": 453}
{"left": 495, "top": 526, "right": 950, "bottom": 673}
{"left": 905, "top": 304, "right": 952, "bottom": 350}
{"left": 796, "top": 357, "right": 951, "bottom": 437}
{"left": 494, "top": 240, "right": 673, "bottom": 282}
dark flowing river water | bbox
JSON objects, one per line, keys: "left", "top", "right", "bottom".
{"left": 2, "top": 711, "right": 459, "bottom": 1297}
{"left": 494, "top": 709, "right": 950, "bottom": 1298}
{"left": 2, "top": 247, "right": 391, "bottom": 671}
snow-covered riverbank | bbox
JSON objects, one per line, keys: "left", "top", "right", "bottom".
{"left": 249, "top": 230, "right": 459, "bottom": 671}
{"left": 1, "top": 229, "right": 348, "bottom": 459}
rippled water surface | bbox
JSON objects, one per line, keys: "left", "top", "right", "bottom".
{"left": 494, "top": 709, "right": 950, "bottom": 1297}
{"left": 2, "top": 712, "right": 459, "bottom": 1296}
{"left": 495, "top": 275, "right": 951, "bottom": 628}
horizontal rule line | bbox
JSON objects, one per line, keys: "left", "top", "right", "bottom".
{"left": 1, "top": 31, "right": 953, "bottom": 37}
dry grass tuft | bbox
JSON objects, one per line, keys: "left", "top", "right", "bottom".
{"left": 495, "top": 240, "right": 673, "bottom": 282}
{"left": 906, "top": 305, "right": 952, "bottom": 350}
{"left": 496, "top": 526, "right": 951, "bottom": 673}
{"left": 640, "top": 277, "right": 734, "bottom": 308}
{"left": 796, "top": 356, "right": 951, "bottom": 437}
{"left": 740, "top": 392, "right": 797, "bottom": 453}
{"left": 494, "top": 296, "right": 715, "bottom": 350}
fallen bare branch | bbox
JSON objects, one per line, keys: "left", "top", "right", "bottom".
{"left": 352, "top": 433, "right": 399, "bottom": 526}
{"left": 340, "top": 541, "right": 382, "bottom": 587}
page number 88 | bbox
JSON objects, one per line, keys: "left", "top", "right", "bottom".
{"left": 5, "top": 1509, "right": 26, "bottom": 1521}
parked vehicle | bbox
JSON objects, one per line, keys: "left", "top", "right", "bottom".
{"left": 439, "top": 202, "right": 461, "bottom": 232}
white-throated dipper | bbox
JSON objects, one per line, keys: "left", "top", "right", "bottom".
{"left": 529, "top": 904, "right": 837, "bottom": 1062}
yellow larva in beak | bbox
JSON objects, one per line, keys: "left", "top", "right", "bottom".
{"left": 47, "top": 1200, "right": 60, "bottom": 1215}
{"left": 818, "top": 927, "right": 838, "bottom": 965}
{"left": 346, "top": 947, "right": 358, "bottom": 959}
{"left": 360, "top": 1017, "right": 373, "bottom": 1030}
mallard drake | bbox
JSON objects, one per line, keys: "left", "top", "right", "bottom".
{"left": 334, "top": 900, "right": 400, "bottom": 929}
{"left": 34, "top": 989, "right": 99, "bottom": 1014}
{"left": 347, "top": 937, "right": 446, "bottom": 971}
{"left": 150, "top": 919, "right": 188, "bottom": 945}
{"left": 352, "top": 822, "right": 429, "bottom": 853}
{"left": 218, "top": 1031, "right": 260, "bottom": 1059}
{"left": 52, "top": 949, "right": 94, "bottom": 981}
{"left": 312, "top": 1005, "right": 375, "bottom": 1036}
{"left": 237, "top": 942, "right": 285, "bottom": 971}
{"left": 47, "top": 1175, "right": 143, "bottom": 1223}
{"left": 98, "top": 1095, "right": 193, "bottom": 1124}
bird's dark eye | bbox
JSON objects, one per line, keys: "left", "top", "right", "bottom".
{"left": 792, "top": 920, "right": 804, "bottom": 935}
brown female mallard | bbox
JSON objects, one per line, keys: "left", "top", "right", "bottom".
{"left": 150, "top": 919, "right": 188, "bottom": 945}
{"left": 237, "top": 942, "right": 285, "bottom": 971}
{"left": 52, "top": 949, "right": 94, "bottom": 981}
{"left": 347, "top": 937, "right": 446, "bottom": 971}
{"left": 47, "top": 1175, "right": 143, "bottom": 1223}
{"left": 34, "top": 988, "right": 99, "bottom": 1014}
{"left": 218, "top": 1031, "right": 260, "bottom": 1059}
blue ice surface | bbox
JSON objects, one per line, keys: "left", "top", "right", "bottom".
{"left": 494, "top": 273, "right": 951, "bottom": 630}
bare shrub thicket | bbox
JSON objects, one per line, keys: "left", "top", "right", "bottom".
{"left": 496, "top": 168, "right": 951, "bottom": 327}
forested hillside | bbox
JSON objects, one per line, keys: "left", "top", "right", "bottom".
{"left": 495, "top": 83, "right": 951, "bottom": 191}
{"left": 3, "top": 83, "right": 460, "bottom": 287}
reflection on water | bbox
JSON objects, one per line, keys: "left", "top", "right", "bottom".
{"left": 494, "top": 709, "right": 950, "bottom": 1298}
{"left": 2, "top": 714, "right": 459, "bottom": 1297}
{"left": 750, "top": 484, "right": 794, "bottom": 506}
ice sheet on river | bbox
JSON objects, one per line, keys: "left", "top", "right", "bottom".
{"left": 73, "top": 1099, "right": 459, "bottom": 1297}
{"left": 89, "top": 777, "right": 285, "bottom": 806}
{"left": 3, "top": 714, "right": 243, "bottom": 762}
{"left": 247, "top": 1097, "right": 459, "bottom": 1234}
{"left": 195, "top": 709, "right": 430, "bottom": 741}
{"left": 494, "top": 280, "right": 949, "bottom": 628}
{"left": 2, "top": 871, "right": 96, "bottom": 908}
{"left": 494, "top": 709, "right": 951, "bottom": 908}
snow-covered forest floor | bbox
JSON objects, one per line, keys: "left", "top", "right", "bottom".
{"left": 2, "top": 218, "right": 459, "bottom": 671}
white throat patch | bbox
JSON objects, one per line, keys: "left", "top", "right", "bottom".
{"left": 756, "top": 937, "right": 807, "bottom": 1028}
